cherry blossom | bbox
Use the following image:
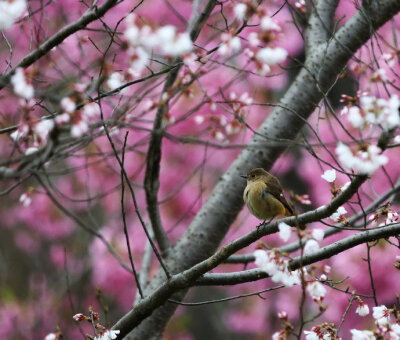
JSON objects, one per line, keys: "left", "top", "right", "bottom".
{"left": 10, "top": 68, "right": 34, "bottom": 100}
{"left": 321, "top": 169, "right": 336, "bottom": 183}
{"left": 0, "top": 0, "right": 26, "bottom": 30}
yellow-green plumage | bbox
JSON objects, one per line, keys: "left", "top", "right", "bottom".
{"left": 243, "top": 168, "right": 293, "bottom": 220}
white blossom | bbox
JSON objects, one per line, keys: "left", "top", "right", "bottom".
{"left": 321, "top": 169, "right": 336, "bottom": 182}
{"left": 61, "top": 97, "right": 76, "bottom": 113}
{"left": 55, "top": 113, "right": 70, "bottom": 126}
{"left": 278, "top": 222, "right": 291, "bottom": 242}
{"left": 272, "top": 331, "right": 286, "bottom": 340}
{"left": 371, "top": 68, "right": 387, "bottom": 82}
{"left": 383, "top": 95, "right": 400, "bottom": 130}
{"left": 362, "top": 95, "right": 399, "bottom": 131}
{"left": 107, "top": 72, "right": 125, "bottom": 91}
{"left": 94, "top": 330, "right": 120, "bottom": 340}
{"left": 254, "top": 249, "right": 300, "bottom": 287}
{"left": 343, "top": 94, "right": 400, "bottom": 131}
{"left": 124, "top": 13, "right": 140, "bottom": 42}
{"left": 312, "top": 229, "right": 324, "bottom": 241}
{"left": 304, "top": 331, "right": 319, "bottom": 340}
{"left": 11, "top": 67, "right": 34, "bottom": 100}
{"left": 336, "top": 143, "right": 388, "bottom": 175}
{"left": 233, "top": 3, "right": 247, "bottom": 20}
{"left": 304, "top": 239, "right": 320, "bottom": 254}
{"left": 382, "top": 52, "right": 396, "bottom": 67}
{"left": 256, "top": 47, "right": 287, "bottom": 65}
{"left": 10, "top": 123, "right": 29, "bottom": 141}
{"left": 391, "top": 324, "right": 400, "bottom": 336}
{"left": 0, "top": 0, "right": 26, "bottom": 30}
{"left": 218, "top": 33, "right": 241, "bottom": 56}
{"left": 25, "top": 147, "right": 38, "bottom": 155}
{"left": 71, "top": 119, "right": 89, "bottom": 138}
{"left": 156, "top": 26, "right": 192, "bottom": 56}
{"left": 238, "top": 92, "right": 253, "bottom": 106}
{"left": 347, "top": 106, "right": 364, "bottom": 128}
{"left": 194, "top": 115, "right": 205, "bottom": 124}
{"left": 225, "top": 121, "right": 241, "bottom": 135}
{"left": 307, "top": 281, "right": 326, "bottom": 300}
{"left": 356, "top": 303, "right": 370, "bottom": 317}
{"left": 128, "top": 46, "right": 150, "bottom": 77}
{"left": 19, "top": 192, "right": 32, "bottom": 206}
{"left": 260, "top": 16, "right": 281, "bottom": 32}
{"left": 214, "top": 130, "right": 225, "bottom": 142}
{"left": 124, "top": 16, "right": 192, "bottom": 58}
{"left": 248, "top": 32, "right": 261, "bottom": 46}
{"left": 350, "top": 329, "right": 376, "bottom": 340}
{"left": 83, "top": 102, "right": 100, "bottom": 119}
{"left": 330, "top": 206, "right": 347, "bottom": 222}
{"left": 373, "top": 305, "right": 390, "bottom": 325}
{"left": 34, "top": 119, "right": 55, "bottom": 143}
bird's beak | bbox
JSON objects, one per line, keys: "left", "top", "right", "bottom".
{"left": 240, "top": 175, "right": 247, "bottom": 179}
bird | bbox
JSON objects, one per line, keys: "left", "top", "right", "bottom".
{"left": 241, "top": 168, "right": 304, "bottom": 228}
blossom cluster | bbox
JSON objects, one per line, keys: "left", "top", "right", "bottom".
{"left": 350, "top": 305, "right": 400, "bottom": 340}
{"left": 107, "top": 13, "right": 193, "bottom": 88}
{"left": 194, "top": 92, "right": 253, "bottom": 142}
{"left": 341, "top": 93, "right": 400, "bottom": 131}
{"left": 231, "top": 1, "right": 288, "bottom": 75}
{"left": 253, "top": 248, "right": 300, "bottom": 287}
{"left": 335, "top": 143, "right": 388, "bottom": 175}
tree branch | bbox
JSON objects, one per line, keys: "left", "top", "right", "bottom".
{"left": 115, "top": 1, "right": 400, "bottom": 338}
{"left": 306, "top": 0, "right": 340, "bottom": 52}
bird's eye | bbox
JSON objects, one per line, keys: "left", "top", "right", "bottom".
{"left": 251, "top": 174, "right": 255, "bottom": 178}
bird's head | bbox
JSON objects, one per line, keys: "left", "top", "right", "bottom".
{"left": 240, "top": 168, "right": 270, "bottom": 182}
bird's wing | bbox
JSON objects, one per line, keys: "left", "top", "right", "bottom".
{"left": 263, "top": 177, "right": 294, "bottom": 215}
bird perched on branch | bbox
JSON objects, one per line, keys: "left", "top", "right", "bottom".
{"left": 241, "top": 168, "right": 305, "bottom": 229}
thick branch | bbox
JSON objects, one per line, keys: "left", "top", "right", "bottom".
{"left": 117, "top": 1, "right": 400, "bottom": 338}
{"left": 306, "top": 0, "right": 340, "bottom": 52}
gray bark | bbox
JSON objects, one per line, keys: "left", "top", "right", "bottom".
{"left": 121, "top": 0, "right": 400, "bottom": 338}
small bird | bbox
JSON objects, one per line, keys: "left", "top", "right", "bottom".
{"left": 241, "top": 168, "right": 299, "bottom": 225}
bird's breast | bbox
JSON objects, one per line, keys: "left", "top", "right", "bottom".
{"left": 244, "top": 181, "right": 286, "bottom": 220}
